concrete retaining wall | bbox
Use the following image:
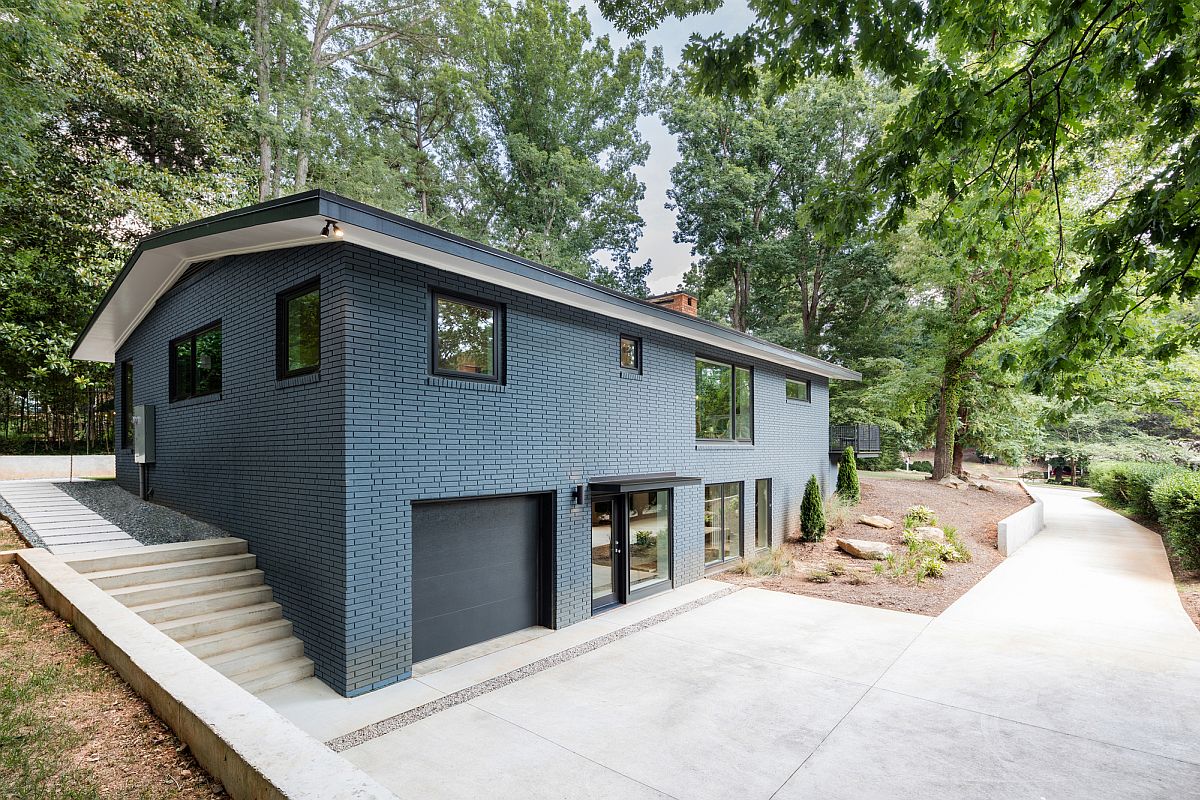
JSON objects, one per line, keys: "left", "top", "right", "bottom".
{"left": 997, "top": 482, "right": 1045, "bottom": 556}
{"left": 0, "top": 455, "right": 115, "bottom": 480}
{"left": 15, "top": 547, "right": 396, "bottom": 800}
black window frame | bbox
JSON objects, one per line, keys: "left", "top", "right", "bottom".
{"left": 786, "top": 377, "right": 811, "bottom": 403}
{"left": 169, "top": 320, "right": 222, "bottom": 403}
{"left": 619, "top": 334, "right": 642, "bottom": 373}
{"left": 704, "top": 481, "right": 745, "bottom": 565}
{"left": 429, "top": 290, "right": 505, "bottom": 383}
{"left": 120, "top": 361, "right": 133, "bottom": 449}
{"left": 276, "top": 278, "right": 321, "bottom": 380}
{"left": 755, "top": 478, "right": 771, "bottom": 550}
{"left": 695, "top": 357, "right": 754, "bottom": 442}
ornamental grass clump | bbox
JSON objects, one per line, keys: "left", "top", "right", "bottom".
{"left": 836, "top": 446, "right": 860, "bottom": 504}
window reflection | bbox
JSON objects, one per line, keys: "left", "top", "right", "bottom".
{"left": 628, "top": 490, "right": 669, "bottom": 589}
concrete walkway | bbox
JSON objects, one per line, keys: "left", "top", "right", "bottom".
{"left": 334, "top": 484, "right": 1200, "bottom": 799}
{"left": 0, "top": 479, "right": 142, "bottom": 555}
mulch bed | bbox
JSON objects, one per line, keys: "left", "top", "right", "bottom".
{"left": 716, "top": 475, "right": 1031, "bottom": 616}
{"left": 1, "top": 516, "right": 27, "bottom": 549}
{"left": 0, "top": 561, "right": 225, "bottom": 798}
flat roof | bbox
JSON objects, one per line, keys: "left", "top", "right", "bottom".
{"left": 70, "top": 190, "right": 861, "bottom": 381}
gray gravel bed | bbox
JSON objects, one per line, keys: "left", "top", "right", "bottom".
{"left": 326, "top": 584, "right": 740, "bottom": 752}
{"left": 54, "top": 480, "right": 227, "bottom": 545}
{"left": 0, "top": 495, "right": 44, "bottom": 548}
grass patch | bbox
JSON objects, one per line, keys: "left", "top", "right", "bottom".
{"left": 729, "top": 548, "right": 791, "bottom": 577}
{"left": 806, "top": 568, "right": 832, "bottom": 583}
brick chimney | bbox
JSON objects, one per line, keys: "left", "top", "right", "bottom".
{"left": 648, "top": 291, "right": 699, "bottom": 316}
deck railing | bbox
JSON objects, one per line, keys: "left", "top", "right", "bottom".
{"left": 829, "top": 424, "right": 881, "bottom": 457}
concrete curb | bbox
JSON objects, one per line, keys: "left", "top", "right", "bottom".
{"left": 15, "top": 547, "right": 397, "bottom": 800}
{"left": 0, "top": 548, "right": 23, "bottom": 563}
{"left": 997, "top": 480, "right": 1045, "bottom": 556}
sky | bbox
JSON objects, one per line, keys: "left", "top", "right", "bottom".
{"left": 581, "top": 1, "right": 754, "bottom": 294}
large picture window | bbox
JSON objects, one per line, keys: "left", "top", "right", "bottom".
{"left": 120, "top": 361, "right": 133, "bottom": 448}
{"left": 277, "top": 279, "right": 320, "bottom": 378}
{"left": 695, "top": 358, "right": 752, "bottom": 441}
{"left": 704, "top": 482, "right": 742, "bottom": 564}
{"left": 169, "top": 322, "right": 221, "bottom": 402}
{"left": 431, "top": 292, "right": 502, "bottom": 381}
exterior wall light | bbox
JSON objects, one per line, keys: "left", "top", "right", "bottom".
{"left": 321, "top": 220, "right": 344, "bottom": 239}
{"left": 571, "top": 485, "right": 584, "bottom": 505}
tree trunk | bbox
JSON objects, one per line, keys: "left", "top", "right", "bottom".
{"left": 931, "top": 367, "right": 961, "bottom": 481}
{"left": 254, "top": 0, "right": 274, "bottom": 201}
{"left": 951, "top": 405, "right": 968, "bottom": 476}
{"left": 731, "top": 260, "right": 749, "bottom": 332}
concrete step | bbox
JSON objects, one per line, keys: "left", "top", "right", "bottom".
{"left": 179, "top": 618, "right": 295, "bottom": 660}
{"left": 65, "top": 537, "right": 247, "bottom": 573}
{"left": 232, "top": 656, "right": 316, "bottom": 695}
{"left": 204, "top": 637, "right": 306, "bottom": 677}
{"left": 131, "top": 585, "right": 274, "bottom": 624}
{"left": 87, "top": 553, "right": 258, "bottom": 590}
{"left": 155, "top": 601, "right": 283, "bottom": 641}
{"left": 108, "top": 569, "right": 265, "bottom": 607}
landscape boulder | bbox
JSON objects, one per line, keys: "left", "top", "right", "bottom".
{"left": 938, "top": 475, "right": 969, "bottom": 490}
{"left": 858, "top": 515, "right": 896, "bottom": 530}
{"left": 837, "top": 538, "right": 892, "bottom": 560}
{"left": 910, "top": 526, "right": 945, "bottom": 543}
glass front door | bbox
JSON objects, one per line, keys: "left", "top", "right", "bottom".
{"left": 592, "top": 490, "right": 672, "bottom": 610}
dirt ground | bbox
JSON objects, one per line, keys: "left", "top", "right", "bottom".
{"left": 1, "top": 516, "right": 27, "bottom": 549}
{"left": 717, "top": 475, "right": 1031, "bottom": 616}
{"left": 0, "top": 561, "right": 224, "bottom": 799}
{"left": 1087, "top": 496, "right": 1200, "bottom": 632}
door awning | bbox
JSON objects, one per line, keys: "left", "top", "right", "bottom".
{"left": 588, "top": 473, "right": 703, "bottom": 494}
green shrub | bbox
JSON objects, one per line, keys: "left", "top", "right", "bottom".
{"left": 903, "top": 505, "right": 937, "bottom": 528}
{"left": 807, "top": 568, "right": 832, "bottom": 583}
{"left": 800, "top": 475, "right": 826, "bottom": 542}
{"left": 910, "top": 460, "right": 933, "bottom": 474}
{"left": 1151, "top": 472, "right": 1200, "bottom": 569}
{"left": 1126, "top": 463, "right": 1183, "bottom": 519}
{"left": 1091, "top": 461, "right": 1140, "bottom": 506}
{"left": 836, "top": 446, "right": 861, "bottom": 503}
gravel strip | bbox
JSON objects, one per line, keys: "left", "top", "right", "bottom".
{"left": 326, "top": 584, "right": 740, "bottom": 752}
{"left": 0, "top": 495, "right": 44, "bottom": 548}
{"left": 54, "top": 481, "right": 227, "bottom": 545}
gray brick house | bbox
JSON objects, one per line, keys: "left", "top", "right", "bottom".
{"left": 72, "top": 191, "right": 860, "bottom": 696}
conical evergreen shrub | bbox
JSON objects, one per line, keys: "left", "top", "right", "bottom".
{"left": 800, "top": 474, "right": 826, "bottom": 542}
{"left": 836, "top": 446, "right": 860, "bottom": 504}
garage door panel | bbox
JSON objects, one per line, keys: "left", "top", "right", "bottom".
{"left": 412, "top": 495, "right": 543, "bottom": 663}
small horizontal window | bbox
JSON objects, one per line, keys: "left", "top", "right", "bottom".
{"left": 620, "top": 335, "right": 641, "bottom": 372}
{"left": 170, "top": 322, "right": 222, "bottom": 402}
{"left": 432, "top": 292, "right": 503, "bottom": 382}
{"left": 277, "top": 279, "right": 320, "bottom": 379}
{"left": 786, "top": 378, "right": 810, "bottom": 402}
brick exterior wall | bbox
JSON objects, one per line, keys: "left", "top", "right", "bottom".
{"left": 116, "top": 241, "right": 836, "bottom": 696}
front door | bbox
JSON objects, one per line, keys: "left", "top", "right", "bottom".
{"left": 592, "top": 490, "right": 672, "bottom": 611}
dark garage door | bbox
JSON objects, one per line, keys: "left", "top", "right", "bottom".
{"left": 412, "top": 495, "right": 544, "bottom": 663}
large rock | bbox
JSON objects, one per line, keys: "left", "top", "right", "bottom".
{"left": 938, "top": 475, "right": 968, "bottom": 490}
{"left": 910, "top": 526, "right": 945, "bottom": 543}
{"left": 859, "top": 515, "right": 896, "bottom": 530}
{"left": 837, "top": 538, "right": 892, "bottom": 560}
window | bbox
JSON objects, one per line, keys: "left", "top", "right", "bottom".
{"left": 431, "top": 292, "right": 502, "bottom": 381}
{"left": 620, "top": 335, "right": 641, "bottom": 372}
{"left": 695, "top": 358, "right": 752, "bottom": 441}
{"left": 704, "top": 482, "right": 742, "bottom": 564}
{"left": 169, "top": 323, "right": 221, "bottom": 402}
{"left": 786, "top": 378, "right": 810, "bottom": 402}
{"left": 120, "top": 361, "right": 133, "bottom": 448}
{"left": 277, "top": 280, "right": 320, "bottom": 378}
{"left": 755, "top": 478, "right": 771, "bottom": 550}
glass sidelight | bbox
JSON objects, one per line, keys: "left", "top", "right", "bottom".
{"left": 704, "top": 482, "right": 743, "bottom": 564}
{"left": 592, "top": 490, "right": 672, "bottom": 610}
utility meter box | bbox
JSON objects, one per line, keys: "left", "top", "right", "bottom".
{"left": 133, "top": 404, "right": 155, "bottom": 464}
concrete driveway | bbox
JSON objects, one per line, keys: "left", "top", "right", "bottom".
{"left": 310, "top": 486, "right": 1200, "bottom": 798}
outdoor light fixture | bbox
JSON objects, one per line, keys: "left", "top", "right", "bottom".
{"left": 571, "top": 485, "right": 584, "bottom": 505}
{"left": 321, "top": 220, "right": 344, "bottom": 239}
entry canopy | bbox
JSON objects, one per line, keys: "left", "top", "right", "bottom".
{"left": 71, "top": 190, "right": 860, "bottom": 382}
{"left": 588, "top": 473, "right": 703, "bottom": 494}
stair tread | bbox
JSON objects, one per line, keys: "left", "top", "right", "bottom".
{"left": 227, "top": 654, "right": 314, "bottom": 682}
{"left": 177, "top": 618, "right": 292, "bottom": 648}
{"left": 108, "top": 569, "right": 264, "bottom": 596}
{"left": 155, "top": 601, "right": 282, "bottom": 630}
{"left": 203, "top": 637, "right": 303, "bottom": 668}
{"left": 86, "top": 553, "right": 255, "bottom": 581}
{"left": 129, "top": 585, "right": 271, "bottom": 614}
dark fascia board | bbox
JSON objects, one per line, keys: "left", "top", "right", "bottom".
{"left": 69, "top": 192, "right": 324, "bottom": 360}
{"left": 588, "top": 473, "right": 704, "bottom": 494}
{"left": 316, "top": 192, "right": 860, "bottom": 381}
{"left": 71, "top": 189, "right": 860, "bottom": 381}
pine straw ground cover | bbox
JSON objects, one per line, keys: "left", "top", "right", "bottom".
{"left": 0, "top": 560, "right": 225, "bottom": 799}
{"left": 717, "top": 475, "right": 1031, "bottom": 616}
